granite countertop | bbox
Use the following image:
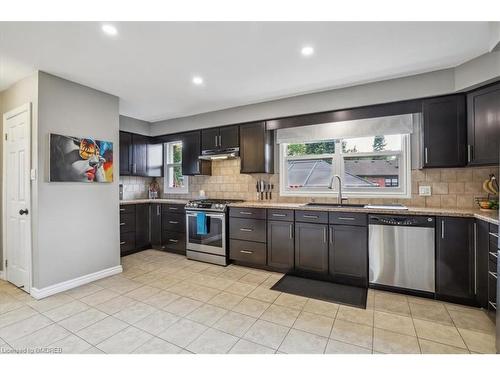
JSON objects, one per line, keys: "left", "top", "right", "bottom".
{"left": 119, "top": 198, "right": 189, "bottom": 205}
{"left": 228, "top": 201, "right": 500, "bottom": 225}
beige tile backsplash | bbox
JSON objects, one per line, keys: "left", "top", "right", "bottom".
{"left": 160, "top": 159, "right": 498, "bottom": 209}
{"left": 120, "top": 176, "right": 152, "bottom": 200}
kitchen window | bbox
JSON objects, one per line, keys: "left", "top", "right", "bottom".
{"left": 164, "top": 141, "right": 188, "bottom": 194}
{"left": 280, "top": 134, "right": 411, "bottom": 198}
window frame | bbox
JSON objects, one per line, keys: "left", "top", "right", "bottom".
{"left": 279, "top": 134, "right": 411, "bottom": 199}
{"left": 164, "top": 141, "right": 189, "bottom": 194}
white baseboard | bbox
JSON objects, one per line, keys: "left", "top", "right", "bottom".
{"left": 0, "top": 270, "right": 5, "bottom": 280}
{"left": 30, "top": 265, "right": 123, "bottom": 300}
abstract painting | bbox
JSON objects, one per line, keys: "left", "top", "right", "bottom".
{"left": 50, "top": 133, "right": 113, "bottom": 182}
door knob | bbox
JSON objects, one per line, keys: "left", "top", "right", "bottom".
{"left": 19, "top": 209, "right": 29, "bottom": 215}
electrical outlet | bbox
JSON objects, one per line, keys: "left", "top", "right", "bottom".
{"left": 419, "top": 185, "right": 432, "bottom": 196}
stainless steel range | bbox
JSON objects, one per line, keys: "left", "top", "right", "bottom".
{"left": 185, "top": 199, "right": 242, "bottom": 266}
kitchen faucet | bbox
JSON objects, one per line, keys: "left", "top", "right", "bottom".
{"left": 329, "top": 174, "right": 346, "bottom": 205}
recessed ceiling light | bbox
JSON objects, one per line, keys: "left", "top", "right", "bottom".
{"left": 101, "top": 24, "right": 118, "bottom": 36}
{"left": 192, "top": 76, "right": 204, "bottom": 86}
{"left": 301, "top": 46, "right": 314, "bottom": 57}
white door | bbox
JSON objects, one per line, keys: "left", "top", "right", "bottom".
{"left": 3, "top": 104, "right": 31, "bottom": 292}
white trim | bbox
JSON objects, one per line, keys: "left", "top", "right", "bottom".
{"left": 0, "top": 271, "right": 5, "bottom": 280}
{"left": 30, "top": 265, "right": 123, "bottom": 300}
{"left": 3, "top": 103, "right": 33, "bottom": 293}
{"left": 164, "top": 140, "right": 189, "bottom": 194}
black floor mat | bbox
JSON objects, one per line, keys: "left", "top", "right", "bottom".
{"left": 271, "top": 274, "right": 367, "bottom": 309}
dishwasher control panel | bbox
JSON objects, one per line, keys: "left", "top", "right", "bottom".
{"left": 368, "top": 214, "right": 434, "bottom": 228}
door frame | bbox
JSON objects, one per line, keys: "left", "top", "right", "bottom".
{"left": 2, "top": 103, "right": 33, "bottom": 292}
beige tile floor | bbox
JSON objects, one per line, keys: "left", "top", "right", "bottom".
{"left": 0, "top": 249, "right": 496, "bottom": 354}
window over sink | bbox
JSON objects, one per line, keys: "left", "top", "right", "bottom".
{"left": 280, "top": 134, "right": 411, "bottom": 198}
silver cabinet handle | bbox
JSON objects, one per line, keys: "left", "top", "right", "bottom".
{"left": 240, "top": 250, "right": 253, "bottom": 254}
{"left": 467, "top": 145, "right": 472, "bottom": 163}
{"left": 240, "top": 228, "right": 253, "bottom": 232}
{"left": 215, "top": 135, "right": 218, "bottom": 148}
{"left": 169, "top": 221, "right": 179, "bottom": 224}
{"left": 218, "top": 135, "right": 222, "bottom": 147}
{"left": 120, "top": 222, "right": 125, "bottom": 226}
{"left": 157, "top": 206, "right": 160, "bottom": 215}
{"left": 489, "top": 301, "right": 497, "bottom": 310}
{"left": 489, "top": 232, "right": 499, "bottom": 238}
{"left": 489, "top": 252, "right": 498, "bottom": 259}
{"left": 337, "top": 217, "right": 355, "bottom": 221}
{"left": 132, "top": 163, "right": 137, "bottom": 174}
{"left": 169, "top": 207, "right": 178, "bottom": 210}
{"left": 289, "top": 224, "right": 293, "bottom": 239}
{"left": 303, "top": 214, "right": 319, "bottom": 219}
{"left": 489, "top": 271, "right": 498, "bottom": 279}
{"left": 272, "top": 213, "right": 287, "bottom": 217}
{"left": 329, "top": 227, "right": 333, "bottom": 244}
{"left": 119, "top": 208, "right": 125, "bottom": 212}
{"left": 120, "top": 241, "right": 126, "bottom": 245}
{"left": 441, "top": 220, "right": 445, "bottom": 239}
{"left": 424, "top": 147, "right": 428, "bottom": 164}
{"left": 239, "top": 211, "right": 253, "bottom": 215}
{"left": 168, "top": 239, "right": 178, "bottom": 243}
{"left": 323, "top": 227, "right": 327, "bottom": 243}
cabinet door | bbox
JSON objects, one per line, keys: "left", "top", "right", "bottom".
{"left": 201, "top": 127, "right": 220, "bottom": 151}
{"left": 219, "top": 125, "right": 239, "bottom": 149}
{"left": 294, "top": 222, "right": 328, "bottom": 274}
{"left": 423, "top": 95, "right": 466, "bottom": 168}
{"left": 467, "top": 82, "right": 500, "bottom": 165}
{"left": 240, "top": 122, "right": 274, "bottom": 174}
{"left": 267, "top": 220, "right": 294, "bottom": 272}
{"left": 182, "top": 131, "right": 211, "bottom": 176}
{"left": 135, "top": 204, "right": 150, "bottom": 249}
{"left": 119, "top": 131, "right": 133, "bottom": 175}
{"left": 476, "top": 219, "right": 490, "bottom": 308}
{"left": 436, "top": 217, "right": 476, "bottom": 305}
{"left": 150, "top": 204, "right": 162, "bottom": 249}
{"left": 329, "top": 225, "right": 368, "bottom": 287}
{"left": 147, "top": 142, "right": 163, "bottom": 177}
{"left": 132, "top": 134, "right": 148, "bottom": 176}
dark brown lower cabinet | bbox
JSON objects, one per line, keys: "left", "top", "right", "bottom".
{"left": 135, "top": 204, "right": 150, "bottom": 250}
{"left": 267, "top": 220, "right": 294, "bottom": 272}
{"left": 436, "top": 216, "right": 476, "bottom": 305}
{"left": 329, "top": 225, "right": 368, "bottom": 287}
{"left": 294, "top": 222, "right": 328, "bottom": 275}
{"left": 150, "top": 203, "right": 162, "bottom": 249}
{"left": 476, "top": 220, "right": 490, "bottom": 308}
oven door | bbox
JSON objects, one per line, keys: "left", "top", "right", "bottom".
{"left": 186, "top": 211, "right": 225, "bottom": 256}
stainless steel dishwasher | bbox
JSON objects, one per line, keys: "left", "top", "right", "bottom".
{"left": 368, "top": 214, "right": 435, "bottom": 293}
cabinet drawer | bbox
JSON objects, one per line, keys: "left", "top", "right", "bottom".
{"left": 162, "top": 213, "right": 186, "bottom": 233}
{"left": 488, "top": 271, "right": 497, "bottom": 308}
{"left": 295, "top": 210, "right": 328, "bottom": 224}
{"left": 229, "top": 218, "right": 266, "bottom": 243}
{"left": 267, "top": 209, "right": 294, "bottom": 222}
{"left": 329, "top": 212, "right": 367, "bottom": 226}
{"left": 119, "top": 204, "right": 136, "bottom": 215}
{"left": 162, "top": 204, "right": 186, "bottom": 214}
{"left": 489, "top": 230, "right": 498, "bottom": 249}
{"left": 120, "top": 232, "right": 136, "bottom": 253}
{"left": 119, "top": 213, "right": 136, "bottom": 234}
{"left": 161, "top": 231, "right": 186, "bottom": 253}
{"left": 229, "top": 239, "right": 267, "bottom": 265}
{"left": 230, "top": 207, "right": 266, "bottom": 220}
{"left": 489, "top": 250, "right": 498, "bottom": 266}
{"left": 489, "top": 223, "right": 498, "bottom": 233}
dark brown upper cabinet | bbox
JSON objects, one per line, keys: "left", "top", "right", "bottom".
{"left": 467, "top": 81, "right": 500, "bottom": 166}
{"left": 181, "top": 131, "right": 211, "bottom": 176}
{"left": 422, "top": 95, "right": 466, "bottom": 168}
{"left": 239, "top": 121, "right": 274, "bottom": 174}
{"left": 436, "top": 216, "right": 476, "bottom": 306}
{"left": 201, "top": 125, "right": 239, "bottom": 152}
{"left": 120, "top": 131, "right": 163, "bottom": 177}
{"left": 119, "top": 131, "right": 133, "bottom": 175}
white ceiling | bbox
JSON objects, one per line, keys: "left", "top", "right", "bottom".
{"left": 0, "top": 22, "right": 493, "bottom": 122}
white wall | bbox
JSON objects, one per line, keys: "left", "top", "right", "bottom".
{"left": 0, "top": 72, "right": 39, "bottom": 272}
{"left": 455, "top": 51, "right": 500, "bottom": 91}
{"left": 119, "top": 115, "right": 151, "bottom": 135}
{"left": 34, "top": 72, "right": 120, "bottom": 289}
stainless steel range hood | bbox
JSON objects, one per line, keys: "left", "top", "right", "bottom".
{"left": 199, "top": 147, "right": 239, "bottom": 160}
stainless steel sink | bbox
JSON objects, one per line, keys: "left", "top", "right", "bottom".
{"left": 304, "top": 203, "right": 366, "bottom": 208}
